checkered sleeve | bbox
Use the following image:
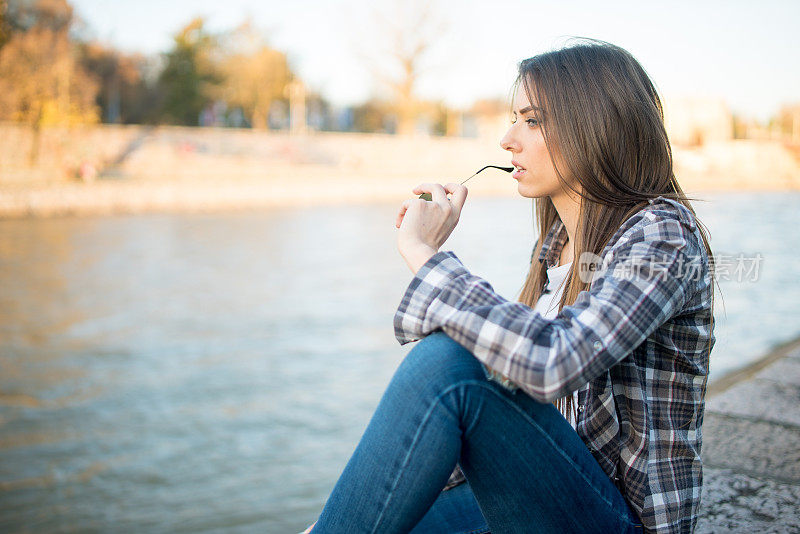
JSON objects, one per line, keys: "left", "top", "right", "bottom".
{"left": 393, "top": 214, "right": 699, "bottom": 403}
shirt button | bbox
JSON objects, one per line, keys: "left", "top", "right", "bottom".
{"left": 593, "top": 340, "right": 603, "bottom": 352}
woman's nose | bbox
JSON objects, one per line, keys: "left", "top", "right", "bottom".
{"left": 500, "top": 128, "right": 518, "bottom": 152}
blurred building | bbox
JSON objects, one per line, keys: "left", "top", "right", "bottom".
{"left": 451, "top": 98, "right": 509, "bottom": 140}
{"left": 663, "top": 97, "right": 734, "bottom": 147}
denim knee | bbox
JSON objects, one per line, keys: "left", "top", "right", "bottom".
{"left": 408, "top": 332, "right": 521, "bottom": 395}
{"left": 397, "top": 332, "right": 487, "bottom": 389}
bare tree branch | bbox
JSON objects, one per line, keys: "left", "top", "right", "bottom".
{"left": 350, "top": 0, "right": 448, "bottom": 135}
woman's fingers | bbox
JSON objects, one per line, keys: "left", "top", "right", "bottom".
{"left": 413, "top": 183, "right": 448, "bottom": 204}
{"left": 395, "top": 199, "right": 415, "bottom": 228}
{"left": 397, "top": 182, "right": 465, "bottom": 267}
{"left": 402, "top": 183, "right": 463, "bottom": 230}
{"left": 395, "top": 202, "right": 408, "bottom": 228}
{"left": 444, "top": 183, "right": 468, "bottom": 211}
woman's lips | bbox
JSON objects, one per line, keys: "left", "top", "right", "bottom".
{"left": 511, "top": 161, "right": 526, "bottom": 180}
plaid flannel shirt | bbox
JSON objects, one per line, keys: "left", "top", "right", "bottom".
{"left": 393, "top": 197, "right": 715, "bottom": 534}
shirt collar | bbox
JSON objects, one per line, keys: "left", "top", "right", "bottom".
{"left": 648, "top": 196, "right": 697, "bottom": 230}
{"left": 533, "top": 196, "right": 696, "bottom": 268}
{"left": 537, "top": 216, "right": 569, "bottom": 269}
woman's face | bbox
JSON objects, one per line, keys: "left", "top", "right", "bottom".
{"left": 500, "top": 84, "right": 576, "bottom": 201}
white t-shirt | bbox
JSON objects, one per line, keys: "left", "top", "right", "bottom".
{"left": 532, "top": 261, "right": 587, "bottom": 429}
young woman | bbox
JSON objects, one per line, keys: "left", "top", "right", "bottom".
{"left": 302, "top": 39, "right": 715, "bottom": 534}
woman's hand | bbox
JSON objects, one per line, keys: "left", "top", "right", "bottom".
{"left": 395, "top": 182, "right": 468, "bottom": 273}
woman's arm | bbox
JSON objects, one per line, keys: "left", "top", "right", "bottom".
{"left": 394, "top": 212, "right": 705, "bottom": 403}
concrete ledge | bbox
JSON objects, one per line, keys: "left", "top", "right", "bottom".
{"left": 697, "top": 468, "right": 800, "bottom": 533}
{"left": 702, "top": 414, "right": 800, "bottom": 482}
{"left": 697, "top": 336, "right": 800, "bottom": 532}
{"left": 707, "top": 335, "right": 800, "bottom": 397}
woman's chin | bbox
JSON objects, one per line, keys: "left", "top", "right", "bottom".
{"left": 517, "top": 182, "right": 543, "bottom": 199}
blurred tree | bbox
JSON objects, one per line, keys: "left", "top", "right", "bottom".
{"left": 776, "top": 103, "right": 800, "bottom": 143}
{"left": 2, "top": 0, "right": 74, "bottom": 36}
{"left": 351, "top": 99, "right": 392, "bottom": 133}
{"left": 356, "top": 0, "right": 447, "bottom": 135}
{"left": 0, "top": 0, "right": 99, "bottom": 162}
{"left": 731, "top": 114, "right": 749, "bottom": 140}
{"left": 0, "top": 0, "right": 10, "bottom": 48}
{"left": 428, "top": 101, "right": 448, "bottom": 136}
{"left": 79, "top": 42, "right": 154, "bottom": 124}
{"left": 215, "top": 21, "right": 292, "bottom": 130}
{"left": 157, "top": 17, "right": 219, "bottom": 126}
{"left": 305, "top": 90, "right": 331, "bottom": 131}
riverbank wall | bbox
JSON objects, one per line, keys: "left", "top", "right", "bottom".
{"left": 1, "top": 124, "right": 799, "bottom": 218}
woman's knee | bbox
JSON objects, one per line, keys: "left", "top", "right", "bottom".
{"left": 395, "top": 332, "right": 487, "bottom": 389}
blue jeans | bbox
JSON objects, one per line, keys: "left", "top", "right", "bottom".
{"left": 314, "top": 332, "right": 643, "bottom": 533}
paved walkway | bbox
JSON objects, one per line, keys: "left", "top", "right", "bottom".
{"left": 696, "top": 336, "right": 800, "bottom": 533}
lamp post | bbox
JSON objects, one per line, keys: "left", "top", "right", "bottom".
{"left": 287, "top": 80, "right": 307, "bottom": 135}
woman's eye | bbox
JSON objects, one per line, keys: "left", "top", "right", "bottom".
{"left": 526, "top": 118, "right": 539, "bottom": 127}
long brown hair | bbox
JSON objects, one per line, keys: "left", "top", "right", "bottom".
{"left": 512, "top": 39, "right": 717, "bottom": 422}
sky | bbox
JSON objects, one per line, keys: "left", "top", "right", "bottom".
{"left": 70, "top": 0, "right": 799, "bottom": 121}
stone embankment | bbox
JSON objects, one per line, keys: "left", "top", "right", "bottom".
{"left": 697, "top": 336, "right": 800, "bottom": 533}
{"left": 1, "top": 124, "right": 799, "bottom": 218}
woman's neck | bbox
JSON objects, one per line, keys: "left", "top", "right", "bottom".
{"left": 551, "top": 188, "right": 582, "bottom": 266}
{"left": 557, "top": 238, "right": 573, "bottom": 267}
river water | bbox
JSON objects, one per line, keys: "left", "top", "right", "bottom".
{"left": 1, "top": 192, "right": 798, "bottom": 532}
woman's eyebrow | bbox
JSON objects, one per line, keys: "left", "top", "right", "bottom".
{"left": 517, "top": 105, "right": 542, "bottom": 114}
